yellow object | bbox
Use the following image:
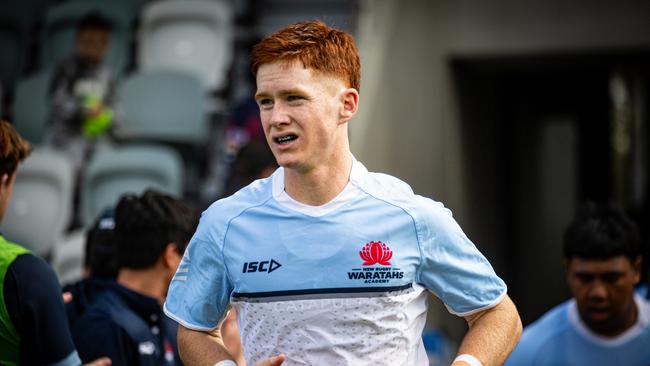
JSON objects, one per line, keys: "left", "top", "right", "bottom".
{"left": 82, "top": 95, "right": 113, "bottom": 137}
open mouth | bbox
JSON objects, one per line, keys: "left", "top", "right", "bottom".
{"left": 275, "top": 134, "right": 298, "bottom": 145}
{"left": 586, "top": 308, "right": 609, "bottom": 321}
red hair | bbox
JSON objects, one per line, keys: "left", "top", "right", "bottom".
{"left": 251, "top": 20, "right": 361, "bottom": 91}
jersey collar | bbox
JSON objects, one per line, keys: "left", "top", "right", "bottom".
{"left": 568, "top": 294, "right": 649, "bottom": 347}
{"left": 271, "top": 155, "right": 367, "bottom": 217}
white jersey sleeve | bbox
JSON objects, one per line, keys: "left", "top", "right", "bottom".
{"left": 414, "top": 196, "right": 507, "bottom": 316}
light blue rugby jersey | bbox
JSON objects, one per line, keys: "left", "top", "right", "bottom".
{"left": 505, "top": 295, "right": 650, "bottom": 366}
{"left": 164, "top": 158, "right": 506, "bottom": 365}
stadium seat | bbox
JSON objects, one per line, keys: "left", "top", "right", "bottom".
{"left": 12, "top": 70, "right": 51, "bottom": 144}
{"left": 39, "top": 0, "right": 135, "bottom": 74}
{"left": 0, "top": 0, "right": 53, "bottom": 91}
{"left": 51, "top": 229, "right": 86, "bottom": 284}
{"left": 80, "top": 144, "right": 184, "bottom": 227}
{"left": 0, "top": 22, "right": 28, "bottom": 93}
{"left": 114, "top": 69, "right": 209, "bottom": 144}
{"left": 138, "top": 0, "right": 234, "bottom": 91}
{"left": 0, "top": 148, "right": 75, "bottom": 258}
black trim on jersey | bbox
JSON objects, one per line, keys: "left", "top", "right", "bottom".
{"left": 232, "top": 283, "right": 412, "bottom": 299}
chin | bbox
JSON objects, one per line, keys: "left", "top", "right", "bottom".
{"left": 278, "top": 162, "right": 301, "bottom": 171}
{"left": 275, "top": 156, "right": 301, "bottom": 169}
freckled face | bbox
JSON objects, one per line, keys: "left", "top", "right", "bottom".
{"left": 255, "top": 61, "right": 349, "bottom": 173}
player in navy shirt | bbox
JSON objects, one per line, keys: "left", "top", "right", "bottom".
{"left": 63, "top": 208, "right": 118, "bottom": 328}
{"left": 73, "top": 190, "right": 198, "bottom": 365}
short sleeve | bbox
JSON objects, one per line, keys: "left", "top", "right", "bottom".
{"left": 415, "top": 197, "right": 506, "bottom": 316}
{"left": 164, "top": 215, "right": 233, "bottom": 331}
{"left": 5, "top": 254, "right": 82, "bottom": 366}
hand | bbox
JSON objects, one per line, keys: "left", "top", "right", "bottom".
{"left": 62, "top": 292, "right": 73, "bottom": 304}
{"left": 255, "top": 354, "right": 285, "bottom": 366}
{"left": 85, "top": 104, "right": 104, "bottom": 118}
{"left": 84, "top": 357, "right": 111, "bottom": 366}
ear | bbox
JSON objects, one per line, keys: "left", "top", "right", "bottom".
{"left": 162, "top": 242, "right": 182, "bottom": 269}
{"left": 0, "top": 174, "right": 9, "bottom": 195}
{"left": 632, "top": 256, "right": 642, "bottom": 284}
{"left": 339, "top": 88, "right": 359, "bottom": 124}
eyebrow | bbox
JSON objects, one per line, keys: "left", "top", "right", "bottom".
{"left": 573, "top": 270, "right": 625, "bottom": 277}
{"left": 255, "top": 88, "right": 307, "bottom": 100}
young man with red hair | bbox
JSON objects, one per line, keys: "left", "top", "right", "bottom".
{"left": 165, "top": 21, "right": 522, "bottom": 366}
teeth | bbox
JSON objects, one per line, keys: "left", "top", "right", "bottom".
{"left": 276, "top": 135, "right": 296, "bottom": 144}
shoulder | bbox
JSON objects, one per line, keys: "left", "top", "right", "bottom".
{"left": 204, "top": 176, "right": 273, "bottom": 221}
{"left": 357, "top": 168, "right": 448, "bottom": 214}
{"left": 9, "top": 253, "right": 61, "bottom": 295}
{"left": 357, "top": 170, "right": 415, "bottom": 202}
{"left": 509, "top": 302, "right": 572, "bottom": 362}
{"left": 197, "top": 176, "right": 274, "bottom": 241}
{"left": 75, "top": 287, "right": 124, "bottom": 323}
{"left": 52, "top": 57, "right": 77, "bottom": 80}
{"left": 355, "top": 166, "right": 456, "bottom": 232}
{"left": 10, "top": 253, "right": 55, "bottom": 277}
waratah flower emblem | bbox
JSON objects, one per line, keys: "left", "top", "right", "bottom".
{"left": 359, "top": 241, "right": 392, "bottom": 266}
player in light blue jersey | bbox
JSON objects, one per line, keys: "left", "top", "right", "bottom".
{"left": 506, "top": 203, "right": 650, "bottom": 366}
{"left": 164, "top": 20, "right": 522, "bottom": 366}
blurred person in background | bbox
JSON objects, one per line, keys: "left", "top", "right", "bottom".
{"left": 165, "top": 20, "right": 521, "bottom": 366}
{"left": 72, "top": 190, "right": 200, "bottom": 365}
{"left": 63, "top": 208, "right": 118, "bottom": 327}
{"left": 506, "top": 202, "right": 650, "bottom": 365}
{"left": 0, "top": 121, "right": 110, "bottom": 366}
{"left": 222, "top": 139, "right": 277, "bottom": 198}
{"left": 46, "top": 11, "right": 115, "bottom": 171}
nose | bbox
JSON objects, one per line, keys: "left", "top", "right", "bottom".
{"left": 268, "top": 102, "right": 291, "bottom": 128}
{"left": 587, "top": 280, "right": 608, "bottom": 301}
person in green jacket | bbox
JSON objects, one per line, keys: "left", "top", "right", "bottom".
{"left": 0, "top": 120, "right": 110, "bottom": 366}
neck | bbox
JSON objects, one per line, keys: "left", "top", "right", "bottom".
{"left": 284, "top": 153, "right": 353, "bottom": 206}
{"left": 117, "top": 266, "right": 167, "bottom": 305}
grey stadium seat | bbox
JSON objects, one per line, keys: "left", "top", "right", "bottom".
{"left": 138, "top": 0, "right": 234, "bottom": 91}
{"left": 0, "top": 148, "right": 75, "bottom": 258}
{"left": 80, "top": 144, "right": 184, "bottom": 227}
{"left": 12, "top": 70, "right": 51, "bottom": 144}
{"left": 39, "top": 0, "right": 135, "bottom": 74}
{"left": 114, "top": 69, "right": 209, "bottom": 144}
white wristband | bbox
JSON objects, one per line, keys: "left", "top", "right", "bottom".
{"left": 453, "top": 354, "right": 483, "bottom": 366}
{"left": 213, "top": 360, "right": 237, "bottom": 366}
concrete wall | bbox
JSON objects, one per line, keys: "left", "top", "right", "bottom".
{"left": 354, "top": 0, "right": 650, "bottom": 218}
{"left": 352, "top": 0, "right": 650, "bottom": 338}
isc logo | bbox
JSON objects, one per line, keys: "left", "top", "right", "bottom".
{"left": 242, "top": 259, "right": 282, "bottom": 273}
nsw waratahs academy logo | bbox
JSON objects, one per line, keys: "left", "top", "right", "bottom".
{"left": 348, "top": 241, "right": 404, "bottom": 283}
{"left": 360, "top": 241, "right": 393, "bottom": 265}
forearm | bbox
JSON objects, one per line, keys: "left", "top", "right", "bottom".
{"left": 178, "top": 325, "right": 236, "bottom": 366}
{"left": 454, "top": 295, "right": 522, "bottom": 366}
